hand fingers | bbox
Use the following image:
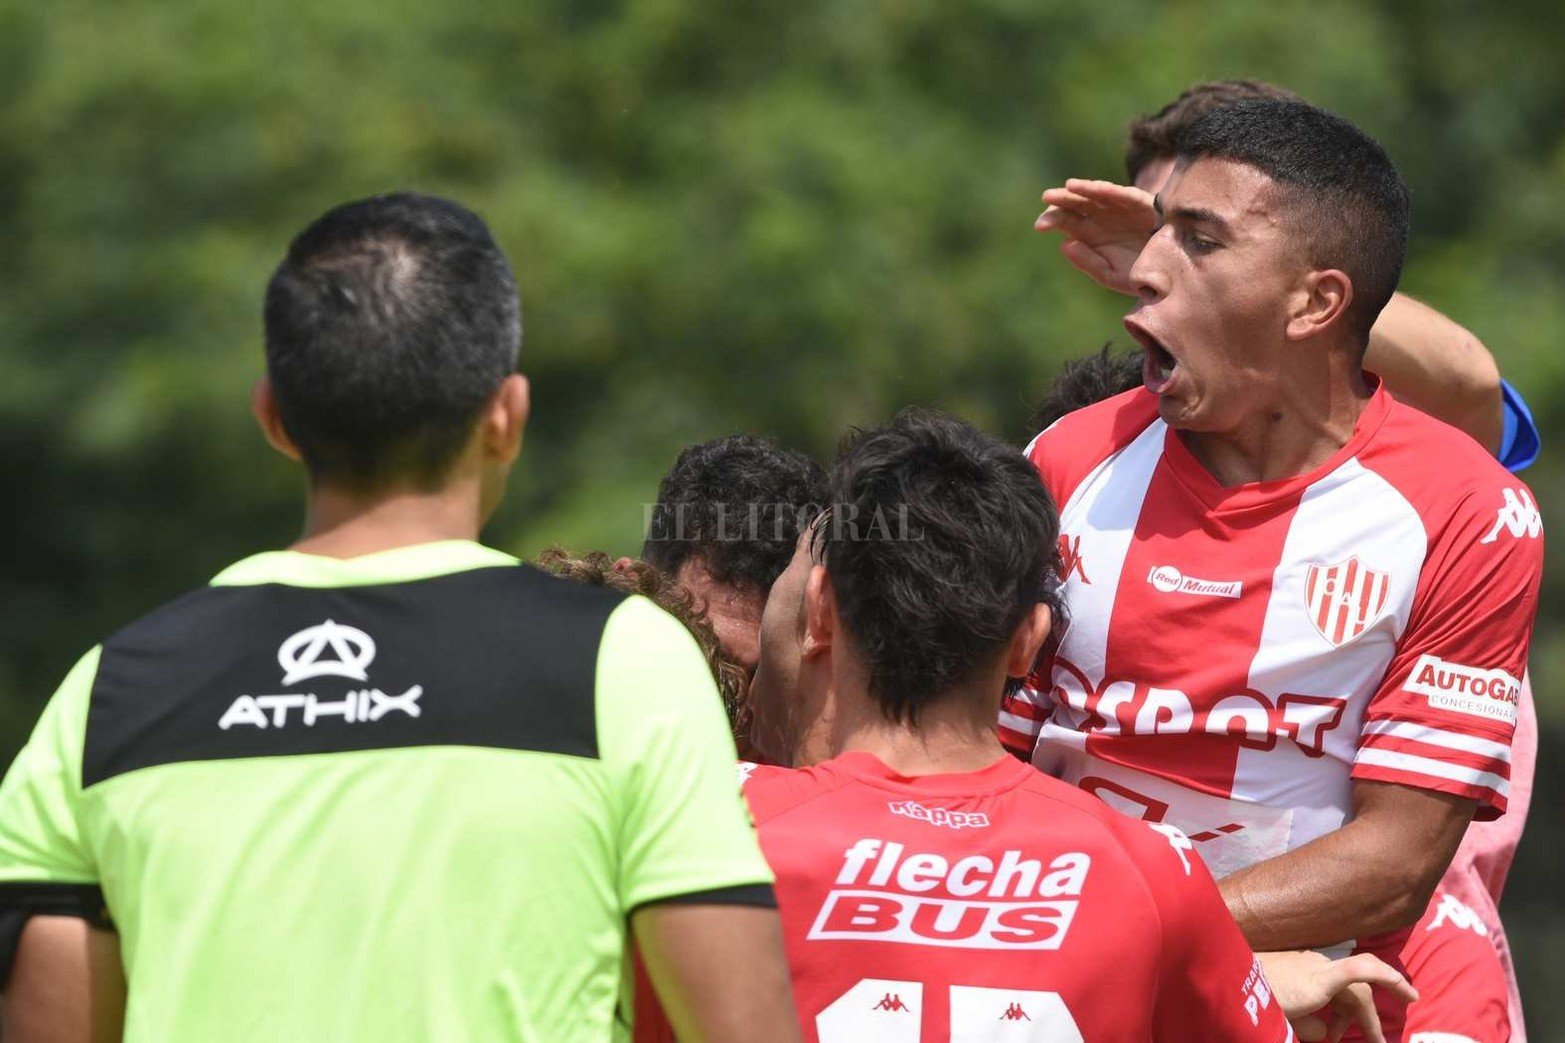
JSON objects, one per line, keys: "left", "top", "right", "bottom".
{"left": 1330, "top": 982, "right": 1384, "bottom": 1043}
{"left": 1291, "top": 1013, "right": 1329, "bottom": 1041}
{"left": 1059, "top": 240, "right": 1116, "bottom": 287}
{"left": 1327, "top": 954, "right": 1419, "bottom": 1004}
{"left": 1064, "top": 179, "right": 1157, "bottom": 210}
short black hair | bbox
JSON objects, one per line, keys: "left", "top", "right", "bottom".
{"left": 263, "top": 192, "right": 522, "bottom": 490}
{"left": 1175, "top": 99, "right": 1411, "bottom": 344}
{"left": 1124, "top": 80, "right": 1302, "bottom": 184}
{"left": 1031, "top": 344, "right": 1143, "bottom": 430}
{"left": 818, "top": 409, "right": 1063, "bottom": 724}
{"left": 642, "top": 435, "right": 828, "bottom": 593}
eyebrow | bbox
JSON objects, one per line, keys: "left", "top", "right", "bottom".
{"left": 1169, "top": 205, "right": 1232, "bottom": 235}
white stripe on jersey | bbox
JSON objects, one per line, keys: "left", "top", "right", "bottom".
{"left": 1360, "top": 719, "right": 1513, "bottom": 764}
{"left": 1354, "top": 748, "right": 1509, "bottom": 797}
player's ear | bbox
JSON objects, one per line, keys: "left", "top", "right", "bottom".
{"left": 801, "top": 565, "right": 834, "bottom": 659}
{"left": 251, "top": 377, "right": 302, "bottom": 462}
{"left": 1287, "top": 268, "right": 1353, "bottom": 341}
{"left": 481, "top": 373, "right": 530, "bottom": 465}
{"left": 1003, "top": 603, "right": 1052, "bottom": 677}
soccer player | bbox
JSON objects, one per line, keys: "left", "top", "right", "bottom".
{"left": 0, "top": 193, "right": 799, "bottom": 1043}
{"left": 1037, "top": 81, "right": 1540, "bottom": 1039}
{"left": 642, "top": 434, "right": 828, "bottom": 680}
{"left": 1400, "top": 890, "right": 1511, "bottom": 1043}
{"left": 743, "top": 408, "right": 1419, "bottom": 1042}
{"left": 1002, "top": 100, "right": 1542, "bottom": 1040}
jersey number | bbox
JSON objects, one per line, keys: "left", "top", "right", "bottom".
{"left": 817, "top": 977, "right": 1083, "bottom": 1041}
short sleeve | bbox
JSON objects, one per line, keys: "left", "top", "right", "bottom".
{"left": 1353, "top": 482, "right": 1543, "bottom": 818}
{"left": 0, "top": 648, "right": 103, "bottom": 903}
{"left": 595, "top": 598, "right": 773, "bottom": 912}
{"left": 1134, "top": 824, "right": 1292, "bottom": 1041}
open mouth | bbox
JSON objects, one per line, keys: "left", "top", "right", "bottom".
{"left": 1125, "top": 317, "right": 1176, "bottom": 394}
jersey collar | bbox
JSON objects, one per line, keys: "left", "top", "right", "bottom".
{"left": 828, "top": 749, "right": 1036, "bottom": 797}
{"left": 211, "top": 540, "right": 519, "bottom": 588}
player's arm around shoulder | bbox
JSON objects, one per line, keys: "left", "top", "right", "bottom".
{"left": 596, "top": 597, "right": 800, "bottom": 1043}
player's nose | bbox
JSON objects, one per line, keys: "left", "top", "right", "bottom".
{"left": 1129, "top": 229, "right": 1171, "bottom": 303}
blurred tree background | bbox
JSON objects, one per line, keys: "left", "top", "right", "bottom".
{"left": 2, "top": 0, "right": 1561, "bottom": 1028}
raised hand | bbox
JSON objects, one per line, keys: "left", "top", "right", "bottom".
{"left": 1034, "top": 178, "right": 1158, "bottom": 296}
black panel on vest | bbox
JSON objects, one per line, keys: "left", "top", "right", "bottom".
{"left": 82, "top": 565, "right": 625, "bottom": 788}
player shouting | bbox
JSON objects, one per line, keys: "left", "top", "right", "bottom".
{"left": 741, "top": 408, "right": 1414, "bottom": 1042}
{"left": 1003, "top": 99, "right": 1542, "bottom": 1040}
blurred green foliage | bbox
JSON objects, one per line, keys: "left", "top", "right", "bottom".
{"left": 2, "top": 0, "right": 1561, "bottom": 1027}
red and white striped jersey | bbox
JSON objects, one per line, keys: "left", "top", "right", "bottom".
{"left": 1001, "top": 383, "right": 1541, "bottom": 888}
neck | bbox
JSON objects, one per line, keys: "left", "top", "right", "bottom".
{"left": 290, "top": 476, "right": 485, "bottom": 559}
{"left": 1181, "top": 351, "right": 1370, "bottom": 486}
{"left": 804, "top": 674, "right": 1006, "bottom": 775}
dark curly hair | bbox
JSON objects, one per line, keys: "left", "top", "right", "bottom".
{"left": 816, "top": 409, "right": 1064, "bottom": 725}
{"left": 535, "top": 548, "right": 752, "bottom": 743}
{"left": 642, "top": 435, "right": 828, "bottom": 593}
{"left": 1031, "top": 344, "right": 1144, "bottom": 431}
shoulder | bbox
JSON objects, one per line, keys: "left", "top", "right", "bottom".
{"left": 742, "top": 761, "right": 853, "bottom": 828}
{"left": 1024, "top": 388, "right": 1161, "bottom": 506}
{"left": 1362, "top": 396, "right": 1539, "bottom": 536}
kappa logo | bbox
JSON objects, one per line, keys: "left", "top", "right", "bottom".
{"left": 1304, "top": 557, "right": 1390, "bottom": 647}
{"left": 1058, "top": 534, "right": 1089, "bottom": 585}
{"left": 999, "top": 1003, "right": 1031, "bottom": 1022}
{"left": 1480, "top": 487, "right": 1541, "bottom": 545}
{"left": 872, "top": 993, "right": 913, "bottom": 1013}
{"left": 887, "top": 800, "right": 990, "bottom": 830}
{"left": 219, "top": 621, "right": 423, "bottom": 731}
{"left": 1149, "top": 823, "right": 1195, "bottom": 876}
{"left": 1428, "top": 893, "right": 1488, "bottom": 937}
{"left": 1147, "top": 565, "right": 1242, "bottom": 599}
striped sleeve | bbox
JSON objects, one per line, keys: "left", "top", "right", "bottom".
{"left": 1353, "top": 482, "right": 1542, "bottom": 817}
{"left": 998, "top": 682, "right": 1050, "bottom": 761}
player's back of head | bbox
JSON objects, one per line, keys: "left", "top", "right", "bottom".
{"left": 1176, "top": 98, "right": 1411, "bottom": 344}
{"left": 1125, "top": 79, "right": 1302, "bottom": 184}
{"left": 821, "top": 409, "right": 1062, "bottom": 724}
{"left": 643, "top": 434, "right": 827, "bottom": 595}
{"left": 263, "top": 192, "right": 522, "bottom": 492}
{"left": 1032, "top": 345, "right": 1144, "bottom": 430}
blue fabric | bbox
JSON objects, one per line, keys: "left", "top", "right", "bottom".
{"left": 1498, "top": 379, "right": 1541, "bottom": 473}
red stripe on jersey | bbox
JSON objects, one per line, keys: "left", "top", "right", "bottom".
{"left": 1088, "top": 448, "right": 1306, "bottom": 795}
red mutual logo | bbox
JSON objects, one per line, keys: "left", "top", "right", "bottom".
{"left": 1304, "top": 557, "right": 1389, "bottom": 647}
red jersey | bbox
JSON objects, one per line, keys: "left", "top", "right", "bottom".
{"left": 746, "top": 750, "right": 1293, "bottom": 1042}
{"left": 1001, "top": 385, "right": 1540, "bottom": 975}
{"left": 1401, "top": 890, "right": 1511, "bottom": 1043}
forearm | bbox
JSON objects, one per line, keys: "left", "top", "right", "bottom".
{"left": 2, "top": 916, "right": 125, "bottom": 1043}
{"left": 1218, "top": 821, "right": 1436, "bottom": 951}
{"left": 1366, "top": 292, "right": 1503, "bottom": 451}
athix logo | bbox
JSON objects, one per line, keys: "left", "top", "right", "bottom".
{"left": 1480, "top": 487, "right": 1542, "bottom": 545}
{"left": 278, "top": 620, "right": 376, "bottom": 686}
{"left": 807, "top": 838, "right": 1089, "bottom": 951}
{"left": 872, "top": 994, "right": 913, "bottom": 1013}
{"left": 219, "top": 621, "right": 424, "bottom": 730}
{"left": 1402, "top": 654, "right": 1520, "bottom": 724}
{"left": 887, "top": 801, "right": 990, "bottom": 830}
{"left": 1000, "top": 1003, "right": 1031, "bottom": 1022}
{"left": 1147, "top": 565, "right": 1242, "bottom": 599}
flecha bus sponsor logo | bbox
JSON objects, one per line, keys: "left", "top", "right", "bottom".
{"left": 1402, "top": 654, "right": 1520, "bottom": 724}
{"left": 806, "top": 838, "right": 1089, "bottom": 950}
